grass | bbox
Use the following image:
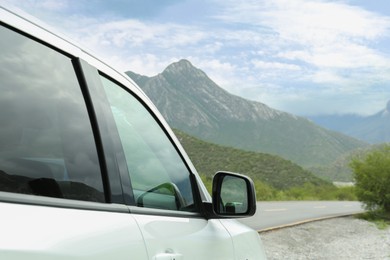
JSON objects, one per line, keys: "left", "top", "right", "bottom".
{"left": 356, "top": 211, "right": 390, "bottom": 230}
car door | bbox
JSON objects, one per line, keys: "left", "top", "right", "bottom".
{"left": 99, "top": 75, "right": 237, "bottom": 260}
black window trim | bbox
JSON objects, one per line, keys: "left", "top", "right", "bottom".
{"left": 128, "top": 205, "right": 203, "bottom": 219}
{"left": 73, "top": 59, "right": 132, "bottom": 205}
{"left": 0, "top": 191, "right": 130, "bottom": 214}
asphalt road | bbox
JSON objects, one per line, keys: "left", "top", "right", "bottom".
{"left": 238, "top": 201, "right": 365, "bottom": 231}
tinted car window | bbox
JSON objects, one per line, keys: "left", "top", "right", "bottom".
{"left": 101, "top": 76, "right": 195, "bottom": 211}
{"left": 0, "top": 25, "right": 104, "bottom": 202}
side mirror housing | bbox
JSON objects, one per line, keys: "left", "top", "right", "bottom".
{"left": 203, "top": 171, "right": 256, "bottom": 219}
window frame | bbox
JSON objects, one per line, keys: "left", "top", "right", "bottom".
{"left": 96, "top": 72, "right": 204, "bottom": 216}
{"left": 73, "top": 59, "right": 131, "bottom": 205}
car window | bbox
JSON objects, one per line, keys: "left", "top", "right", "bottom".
{"left": 0, "top": 25, "right": 104, "bottom": 202}
{"left": 100, "top": 76, "right": 195, "bottom": 212}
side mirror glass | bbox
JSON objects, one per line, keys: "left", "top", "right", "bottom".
{"left": 212, "top": 171, "right": 256, "bottom": 217}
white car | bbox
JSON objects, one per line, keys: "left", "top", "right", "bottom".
{"left": 0, "top": 3, "right": 267, "bottom": 259}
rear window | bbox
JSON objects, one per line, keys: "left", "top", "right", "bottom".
{"left": 0, "top": 25, "right": 104, "bottom": 202}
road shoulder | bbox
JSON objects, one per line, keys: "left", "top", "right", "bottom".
{"left": 260, "top": 216, "right": 390, "bottom": 259}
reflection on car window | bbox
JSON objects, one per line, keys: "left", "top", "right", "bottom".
{"left": 0, "top": 25, "right": 104, "bottom": 202}
{"left": 100, "top": 76, "right": 195, "bottom": 212}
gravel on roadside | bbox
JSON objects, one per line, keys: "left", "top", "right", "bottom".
{"left": 259, "top": 216, "right": 390, "bottom": 260}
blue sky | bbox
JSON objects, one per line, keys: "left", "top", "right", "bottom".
{"left": 4, "top": 0, "right": 390, "bottom": 116}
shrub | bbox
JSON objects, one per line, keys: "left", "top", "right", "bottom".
{"left": 254, "top": 180, "right": 279, "bottom": 201}
{"left": 350, "top": 145, "right": 390, "bottom": 213}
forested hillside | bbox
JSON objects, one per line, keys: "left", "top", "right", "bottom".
{"left": 174, "top": 129, "right": 329, "bottom": 190}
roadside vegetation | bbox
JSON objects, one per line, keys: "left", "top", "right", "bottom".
{"left": 201, "top": 176, "right": 356, "bottom": 201}
{"left": 350, "top": 144, "right": 390, "bottom": 227}
{"left": 357, "top": 211, "right": 390, "bottom": 230}
{"left": 174, "top": 129, "right": 357, "bottom": 201}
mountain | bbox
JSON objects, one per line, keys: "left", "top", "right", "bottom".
{"left": 125, "top": 59, "right": 367, "bottom": 168}
{"left": 173, "top": 129, "right": 330, "bottom": 190}
{"left": 309, "top": 100, "right": 390, "bottom": 144}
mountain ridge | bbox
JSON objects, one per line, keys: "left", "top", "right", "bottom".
{"left": 125, "top": 59, "right": 367, "bottom": 168}
{"left": 309, "top": 100, "right": 390, "bottom": 143}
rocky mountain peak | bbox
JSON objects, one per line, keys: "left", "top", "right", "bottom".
{"left": 160, "top": 59, "right": 284, "bottom": 121}
{"left": 168, "top": 59, "right": 192, "bottom": 69}
{"left": 163, "top": 59, "right": 203, "bottom": 77}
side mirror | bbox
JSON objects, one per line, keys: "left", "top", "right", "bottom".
{"left": 203, "top": 171, "right": 256, "bottom": 219}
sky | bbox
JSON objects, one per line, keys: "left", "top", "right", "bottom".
{"left": 4, "top": 0, "right": 390, "bottom": 116}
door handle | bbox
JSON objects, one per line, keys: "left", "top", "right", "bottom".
{"left": 154, "top": 251, "right": 183, "bottom": 260}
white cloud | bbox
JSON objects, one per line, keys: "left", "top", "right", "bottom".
{"left": 39, "top": 0, "right": 67, "bottom": 11}
{"left": 252, "top": 60, "right": 301, "bottom": 71}
{"left": 69, "top": 18, "right": 206, "bottom": 49}
{"left": 310, "top": 70, "right": 347, "bottom": 85}
{"left": 216, "top": 0, "right": 390, "bottom": 42}
{"left": 214, "top": 0, "right": 390, "bottom": 82}
{"left": 264, "top": 0, "right": 390, "bottom": 43}
{"left": 49, "top": 16, "right": 211, "bottom": 74}
{"left": 8, "top": 0, "right": 68, "bottom": 11}
{"left": 281, "top": 43, "right": 390, "bottom": 69}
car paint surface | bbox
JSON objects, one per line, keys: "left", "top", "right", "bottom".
{"left": 0, "top": 202, "right": 148, "bottom": 259}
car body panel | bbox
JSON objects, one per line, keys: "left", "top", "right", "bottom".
{"left": 221, "top": 219, "right": 268, "bottom": 259}
{"left": 133, "top": 214, "right": 234, "bottom": 260}
{"left": 0, "top": 3, "right": 267, "bottom": 259}
{"left": 0, "top": 201, "right": 149, "bottom": 259}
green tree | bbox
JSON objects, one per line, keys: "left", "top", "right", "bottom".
{"left": 350, "top": 145, "right": 390, "bottom": 213}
